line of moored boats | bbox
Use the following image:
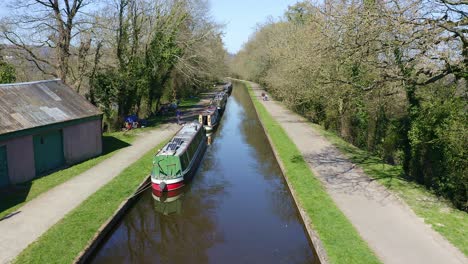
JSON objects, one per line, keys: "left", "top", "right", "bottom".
{"left": 151, "top": 82, "right": 233, "bottom": 193}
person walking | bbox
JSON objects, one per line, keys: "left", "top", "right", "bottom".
{"left": 176, "top": 109, "right": 182, "bottom": 125}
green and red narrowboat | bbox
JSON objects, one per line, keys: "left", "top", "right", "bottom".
{"left": 151, "top": 122, "right": 207, "bottom": 192}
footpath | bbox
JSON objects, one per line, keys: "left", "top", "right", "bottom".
{"left": 0, "top": 123, "right": 179, "bottom": 264}
{"left": 250, "top": 82, "right": 467, "bottom": 264}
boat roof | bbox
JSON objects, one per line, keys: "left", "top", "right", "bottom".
{"left": 199, "top": 106, "right": 217, "bottom": 116}
{"left": 214, "top": 92, "right": 226, "bottom": 99}
{"left": 157, "top": 122, "right": 201, "bottom": 156}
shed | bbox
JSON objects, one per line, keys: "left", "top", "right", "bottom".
{"left": 0, "top": 79, "right": 103, "bottom": 186}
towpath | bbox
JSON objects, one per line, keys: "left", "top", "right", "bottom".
{"left": 249, "top": 82, "right": 467, "bottom": 264}
{"left": 0, "top": 123, "right": 179, "bottom": 264}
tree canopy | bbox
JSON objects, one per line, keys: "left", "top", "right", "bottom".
{"left": 231, "top": 0, "right": 467, "bottom": 210}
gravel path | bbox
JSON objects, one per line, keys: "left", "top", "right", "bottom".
{"left": 0, "top": 123, "right": 179, "bottom": 264}
{"left": 249, "top": 82, "right": 467, "bottom": 264}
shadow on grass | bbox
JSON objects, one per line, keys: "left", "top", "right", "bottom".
{"left": 311, "top": 125, "right": 407, "bottom": 192}
{"left": 291, "top": 155, "right": 304, "bottom": 163}
{"left": 102, "top": 135, "right": 132, "bottom": 155}
{"left": 0, "top": 183, "right": 31, "bottom": 221}
{"left": 0, "top": 135, "right": 131, "bottom": 220}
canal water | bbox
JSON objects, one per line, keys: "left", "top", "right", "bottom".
{"left": 90, "top": 82, "right": 317, "bottom": 264}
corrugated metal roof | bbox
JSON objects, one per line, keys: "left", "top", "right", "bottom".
{"left": 0, "top": 79, "right": 102, "bottom": 135}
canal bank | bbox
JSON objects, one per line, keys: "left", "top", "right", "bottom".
{"left": 89, "top": 81, "right": 319, "bottom": 263}
{"left": 6, "top": 94, "right": 218, "bottom": 264}
{"left": 244, "top": 80, "right": 467, "bottom": 264}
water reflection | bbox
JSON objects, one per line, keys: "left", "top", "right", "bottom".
{"left": 152, "top": 188, "right": 185, "bottom": 215}
{"left": 207, "top": 132, "right": 213, "bottom": 145}
{"left": 91, "top": 82, "right": 317, "bottom": 264}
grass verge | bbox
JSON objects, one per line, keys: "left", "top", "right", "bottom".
{"left": 310, "top": 123, "right": 468, "bottom": 256}
{"left": 244, "top": 82, "right": 381, "bottom": 264}
{"left": 13, "top": 138, "right": 170, "bottom": 264}
{"left": 179, "top": 97, "right": 201, "bottom": 107}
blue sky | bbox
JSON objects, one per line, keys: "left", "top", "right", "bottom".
{"left": 209, "top": 0, "right": 299, "bottom": 54}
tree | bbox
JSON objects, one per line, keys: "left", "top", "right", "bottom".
{"left": 0, "top": 47, "right": 16, "bottom": 83}
{"left": 0, "top": 60, "right": 16, "bottom": 84}
{"left": 231, "top": 0, "right": 467, "bottom": 210}
{"left": 0, "top": 0, "right": 94, "bottom": 83}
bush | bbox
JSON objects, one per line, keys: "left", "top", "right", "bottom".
{"left": 408, "top": 85, "right": 467, "bottom": 210}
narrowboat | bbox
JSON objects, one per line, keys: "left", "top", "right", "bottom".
{"left": 151, "top": 122, "right": 207, "bottom": 192}
{"left": 223, "top": 82, "right": 233, "bottom": 95}
{"left": 198, "top": 106, "right": 219, "bottom": 131}
{"left": 212, "top": 91, "right": 228, "bottom": 111}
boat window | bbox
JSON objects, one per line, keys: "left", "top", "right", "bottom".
{"left": 188, "top": 140, "right": 196, "bottom": 154}
{"left": 181, "top": 152, "right": 190, "bottom": 169}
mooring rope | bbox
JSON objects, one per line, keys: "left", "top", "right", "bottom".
{"left": 129, "top": 179, "right": 152, "bottom": 199}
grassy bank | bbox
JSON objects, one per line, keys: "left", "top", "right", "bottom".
{"left": 14, "top": 138, "right": 170, "bottom": 264}
{"left": 244, "top": 82, "right": 380, "bottom": 264}
{"left": 311, "top": 124, "right": 468, "bottom": 256}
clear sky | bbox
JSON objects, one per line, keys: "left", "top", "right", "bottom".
{"left": 209, "top": 0, "right": 299, "bottom": 54}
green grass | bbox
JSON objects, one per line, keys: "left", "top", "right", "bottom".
{"left": 310, "top": 123, "right": 468, "bottom": 256}
{"left": 178, "top": 97, "right": 201, "bottom": 107}
{"left": 13, "top": 138, "right": 170, "bottom": 264}
{"left": 244, "top": 82, "right": 381, "bottom": 264}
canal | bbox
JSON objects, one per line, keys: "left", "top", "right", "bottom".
{"left": 90, "top": 82, "right": 318, "bottom": 264}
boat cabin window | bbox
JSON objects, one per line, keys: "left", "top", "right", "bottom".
{"left": 201, "top": 115, "right": 208, "bottom": 125}
{"left": 181, "top": 152, "right": 190, "bottom": 169}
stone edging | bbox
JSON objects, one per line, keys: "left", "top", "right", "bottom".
{"left": 243, "top": 80, "right": 329, "bottom": 264}
{"left": 73, "top": 176, "right": 151, "bottom": 264}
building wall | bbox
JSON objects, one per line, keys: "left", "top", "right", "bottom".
{"left": 0, "top": 135, "right": 36, "bottom": 184}
{"left": 63, "top": 119, "right": 102, "bottom": 164}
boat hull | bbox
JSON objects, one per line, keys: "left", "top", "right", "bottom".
{"left": 151, "top": 137, "right": 207, "bottom": 192}
{"left": 152, "top": 181, "right": 184, "bottom": 192}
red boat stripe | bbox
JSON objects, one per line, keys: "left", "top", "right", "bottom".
{"left": 152, "top": 181, "right": 184, "bottom": 192}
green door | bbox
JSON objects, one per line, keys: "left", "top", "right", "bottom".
{"left": 0, "top": 146, "right": 9, "bottom": 187}
{"left": 33, "top": 130, "right": 65, "bottom": 175}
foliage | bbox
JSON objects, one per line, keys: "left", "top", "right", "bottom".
{"left": 87, "top": 0, "right": 227, "bottom": 127}
{"left": 231, "top": 0, "right": 468, "bottom": 211}
{"left": 408, "top": 85, "right": 467, "bottom": 209}
{"left": 0, "top": 0, "right": 228, "bottom": 127}
{"left": 0, "top": 60, "right": 15, "bottom": 83}
{"left": 90, "top": 68, "right": 120, "bottom": 125}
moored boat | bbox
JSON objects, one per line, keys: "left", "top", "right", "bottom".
{"left": 223, "top": 82, "right": 233, "bottom": 95}
{"left": 212, "top": 91, "right": 228, "bottom": 111}
{"left": 198, "top": 105, "right": 219, "bottom": 131}
{"left": 151, "top": 122, "right": 207, "bottom": 192}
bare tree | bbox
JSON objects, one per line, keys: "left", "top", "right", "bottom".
{"left": 0, "top": 0, "right": 94, "bottom": 82}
